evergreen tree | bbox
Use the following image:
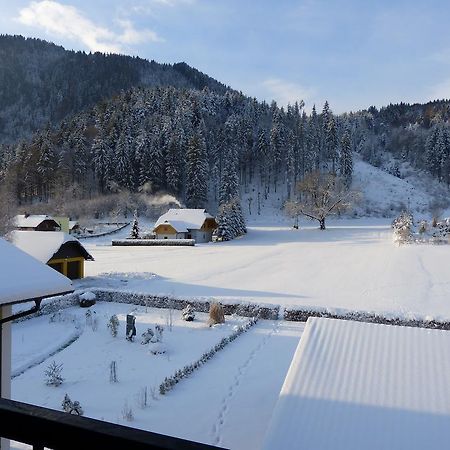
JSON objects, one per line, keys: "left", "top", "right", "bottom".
{"left": 129, "top": 210, "right": 140, "bottom": 239}
{"left": 340, "top": 129, "right": 353, "bottom": 187}
{"left": 185, "top": 132, "right": 208, "bottom": 208}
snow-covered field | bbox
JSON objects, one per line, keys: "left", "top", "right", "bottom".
{"left": 78, "top": 218, "right": 450, "bottom": 321}
{"left": 11, "top": 211, "right": 450, "bottom": 449}
{"left": 11, "top": 303, "right": 304, "bottom": 449}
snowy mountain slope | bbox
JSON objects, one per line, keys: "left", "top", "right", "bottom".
{"left": 351, "top": 158, "right": 438, "bottom": 217}
{"left": 241, "top": 156, "right": 450, "bottom": 223}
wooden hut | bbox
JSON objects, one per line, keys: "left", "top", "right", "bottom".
{"left": 11, "top": 231, "right": 93, "bottom": 279}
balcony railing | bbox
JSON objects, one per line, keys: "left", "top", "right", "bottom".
{"left": 0, "top": 398, "right": 226, "bottom": 450}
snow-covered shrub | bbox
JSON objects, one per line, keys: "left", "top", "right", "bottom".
{"left": 107, "top": 315, "right": 119, "bottom": 337}
{"left": 70, "top": 401, "right": 84, "bottom": 416}
{"left": 136, "top": 387, "right": 148, "bottom": 409}
{"left": 110, "top": 360, "right": 118, "bottom": 383}
{"left": 121, "top": 401, "right": 134, "bottom": 422}
{"left": 154, "top": 324, "right": 164, "bottom": 342}
{"left": 418, "top": 220, "right": 428, "bottom": 235}
{"left": 61, "top": 394, "right": 84, "bottom": 415}
{"left": 149, "top": 342, "right": 167, "bottom": 355}
{"left": 45, "top": 361, "right": 64, "bottom": 387}
{"left": 181, "top": 304, "right": 195, "bottom": 321}
{"left": 62, "top": 393, "right": 72, "bottom": 412}
{"left": 141, "top": 328, "right": 154, "bottom": 345}
{"left": 79, "top": 291, "right": 96, "bottom": 307}
{"left": 208, "top": 302, "right": 225, "bottom": 326}
{"left": 159, "top": 317, "right": 257, "bottom": 395}
{"left": 91, "top": 313, "right": 99, "bottom": 332}
{"left": 392, "top": 211, "right": 414, "bottom": 244}
{"left": 112, "top": 239, "right": 195, "bottom": 246}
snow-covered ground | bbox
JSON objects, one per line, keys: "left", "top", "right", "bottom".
{"left": 78, "top": 218, "right": 450, "bottom": 321}
{"left": 11, "top": 303, "right": 304, "bottom": 449}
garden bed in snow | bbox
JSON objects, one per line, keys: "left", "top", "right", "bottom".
{"left": 12, "top": 302, "right": 253, "bottom": 427}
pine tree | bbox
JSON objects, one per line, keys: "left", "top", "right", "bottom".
{"left": 185, "top": 131, "right": 208, "bottom": 208}
{"left": 129, "top": 210, "right": 140, "bottom": 239}
{"left": 340, "top": 129, "right": 353, "bottom": 187}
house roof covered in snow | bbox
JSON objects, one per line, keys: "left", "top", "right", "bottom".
{"left": 10, "top": 231, "right": 93, "bottom": 263}
{"left": 14, "top": 214, "right": 59, "bottom": 229}
{"left": 154, "top": 209, "right": 215, "bottom": 232}
{"left": 263, "top": 317, "right": 450, "bottom": 450}
{"left": 0, "top": 238, "right": 72, "bottom": 305}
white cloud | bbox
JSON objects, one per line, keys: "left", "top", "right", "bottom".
{"left": 16, "top": 1, "right": 163, "bottom": 53}
{"left": 261, "top": 78, "right": 314, "bottom": 107}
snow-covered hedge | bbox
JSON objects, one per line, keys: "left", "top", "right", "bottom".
{"left": 284, "top": 306, "right": 450, "bottom": 330}
{"left": 92, "top": 289, "right": 279, "bottom": 320}
{"left": 159, "top": 317, "right": 258, "bottom": 395}
{"left": 112, "top": 239, "right": 195, "bottom": 246}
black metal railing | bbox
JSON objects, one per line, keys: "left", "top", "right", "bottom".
{"left": 0, "top": 398, "right": 226, "bottom": 450}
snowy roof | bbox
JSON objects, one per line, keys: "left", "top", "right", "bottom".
{"left": 14, "top": 214, "right": 59, "bottom": 228}
{"left": 154, "top": 209, "right": 215, "bottom": 232}
{"left": 0, "top": 238, "right": 72, "bottom": 305}
{"left": 263, "top": 317, "right": 450, "bottom": 450}
{"left": 10, "top": 231, "right": 93, "bottom": 263}
{"left": 69, "top": 220, "right": 79, "bottom": 230}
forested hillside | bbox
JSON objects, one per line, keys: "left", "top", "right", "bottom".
{"left": 0, "top": 35, "right": 449, "bottom": 231}
{"left": 0, "top": 35, "right": 228, "bottom": 143}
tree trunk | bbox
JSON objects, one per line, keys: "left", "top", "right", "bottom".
{"left": 319, "top": 217, "right": 326, "bottom": 230}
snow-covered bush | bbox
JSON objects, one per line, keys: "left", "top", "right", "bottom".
{"left": 181, "top": 304, "right": 195, "bottom": 321}
{"left": 107, "top": 314, "right": 119, "bottom": 337}
{"left": 208, "top": 302, "right": 225, "bottom": 326}
{"left": 79, "top": 291, "right": 96, "bottom": 307}
{"left": 121, "top": 401, "right": 134, "bottom": 422}
{"left": 141, "top": 328, "right": 154, "bottom": 345}
{"left": 45, "top": 361, "right": 64, "bottom": 387}
{"left": 91, "top": 313, "right": 99, "bottom": 332}
{"left": 110, "top": 360, "right": 118, "bottom": 383}
{"left": 392, "top": 211, "right": 414, "bottom": 244}
{"left": 159, "top": 317, "right": 257, "bottom": 395}
{"left": 136, "top": 387, "right": 148, "bottom": 409}
{"left": 148, "top": 341, "right": 167, "bottom": 355}
{"left": 61, "top": 394, "right": 84, "bottom": 415}
{"left": 154, "top": 324, "right": 164, "bottom": 342}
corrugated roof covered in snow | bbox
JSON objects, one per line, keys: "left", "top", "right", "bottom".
{"left": 10, "top": 231, "right": 93, "bottom": 263}
{"left": 14, "top": 214, "right": 58, "bottom": 228}
{"left": 154, "top": 209, "right": 214, "bottom": 232}
{"left": 0, "top": 238, "right": 72, "bottom": 305}
{"left": 263, "top": 317, "right": 450, "bottom": 450}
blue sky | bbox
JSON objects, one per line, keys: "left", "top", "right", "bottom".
{"left": 2, "top": 0, "right": 450, "bottom": 112}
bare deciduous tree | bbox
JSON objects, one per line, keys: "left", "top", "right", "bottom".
{"left": 286, "top": 172, "right": 359, "bottom": 230}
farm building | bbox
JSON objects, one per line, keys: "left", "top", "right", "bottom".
{"left": 11, "top": 231, "right": 93, "bottom": 279}
{"left": 14, "top": 214, "right": 60, "bottom": 232}
{"left": 54, "top": 217, "right": 81, "bottom": 234}
{"left": 153, "top": 209, "right": 217, "bottom": 243}
{"left": 0, "top": 238, "right": 72, "bottom": 450}
{"left": 263, "top": 317, "right": 450, "bottom": 450}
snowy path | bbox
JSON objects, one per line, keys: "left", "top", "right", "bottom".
{"left": 146, "top": 320, "right": 304, "bottom": 449}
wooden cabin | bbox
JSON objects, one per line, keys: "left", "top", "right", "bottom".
{"left": 153, "top": 209, "right": 217, "bottom": 243}
{"left": 14, "top": 214, "right": 60, "bottom": 232}
{"left": 11, "top": 231, "right": 93, "bottom": 280}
